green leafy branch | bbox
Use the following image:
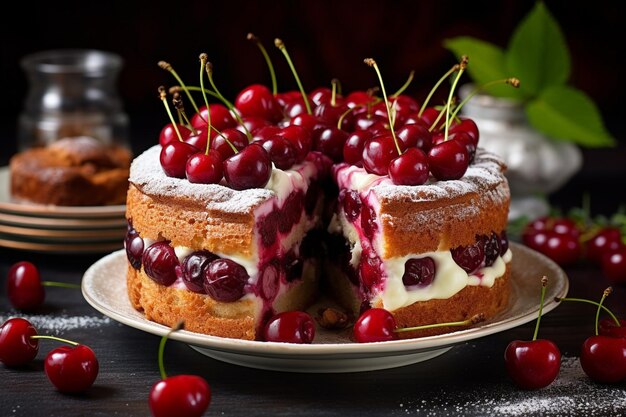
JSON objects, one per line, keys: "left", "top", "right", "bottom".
{"left": 444, "top": 1, "right": 615, "bottom": 148}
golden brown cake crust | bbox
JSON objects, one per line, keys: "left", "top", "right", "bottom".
{"left": 388, "top": 264, "right": 511, "bottom": 338}
{"left": 127, "top": 265, "right": 257, "bottom": 340}
{"left": 126, "top": 185, "right": 258, "bottom": 257}
{"left": 10, "top": 137, "right": 131, "bottom": 206}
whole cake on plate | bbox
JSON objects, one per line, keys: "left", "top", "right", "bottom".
{"left": 124, "top": 50, "right": 512, "bottom": 341}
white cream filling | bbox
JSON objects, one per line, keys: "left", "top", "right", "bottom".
{"left": 378, "top": 249, "right": 512, "bottom": 311}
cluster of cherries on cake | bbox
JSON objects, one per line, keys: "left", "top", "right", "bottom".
{"left": 135, "top": 38, "right": 520, "bottom": 344}
{"left": 157, "top": 42, "right": 495, "bottom": 191}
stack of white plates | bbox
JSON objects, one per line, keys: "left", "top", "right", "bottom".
{"left": 0, "top": 167, "right": 126, "bottom": 254}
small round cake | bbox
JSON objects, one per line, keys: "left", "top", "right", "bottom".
{"left": 10, "top": 136, "right": 131, "bottom": 206}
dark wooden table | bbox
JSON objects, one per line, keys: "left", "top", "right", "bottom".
{"left": 1, "top": 239, "right": 625, "bottom": 416}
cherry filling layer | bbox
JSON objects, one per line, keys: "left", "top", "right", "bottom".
{"left": 125, "top": 222, "right": 319, "bottom": 303}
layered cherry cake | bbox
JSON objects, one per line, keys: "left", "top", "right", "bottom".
{"left": 125, "top": 145, "right": 332, "bottom": 340}
{"left": 125, "top": 48, "right": 515, "bottom": 342}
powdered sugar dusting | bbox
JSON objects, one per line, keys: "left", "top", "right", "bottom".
{"left": 129, "top": 145, "right": 274, "bottom": 214}
{"left": 397, "top": 356, "right": 626, "bottom": 416}
{"left": 373, "top": 148, "right": 508, "bottom": 203}
{"left": 0, "top": 313, "right": 112, "bottom": 334}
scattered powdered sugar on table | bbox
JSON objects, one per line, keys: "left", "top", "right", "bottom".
{"left": 397, "top": 357, "right": 626, "bottom": 416}
{"left": 0, "top": 313, "right": 112, "bottom": 334}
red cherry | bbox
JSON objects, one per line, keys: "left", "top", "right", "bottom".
{"left": 427, "top": 139, "right": 469, "bottom": 181}
{"left": 599, "top": 318, "right": 626, "bottom": 339}
{"left": 314, "top": 102, "right": 352, "bottom": 130}
{"left": 339, "top": 188, "right": 362, "bottom": 223}
{"left": 362, "top": 134, "right": 399, "bottom": 175}
{"left": 353, "top": 308, "right": 397, "bottom": 343}
{"left": 343, "top": 130, "right": 372, "bottom": 166}
{"left": 240, "top": 116, "right": 271, "bottom": 135}
{"left": 0, "top": 318, "right": 39, "bottom": 367}
{"left": 6, "top": 261, "right": 45, "bottom": 310}
{"left": 159, "top": 124, "right": 192, "bottom": 147}
{"left": 313, "top": 127, "right": 348, "bottom": 162}
{"left": 451, "top": 131, "right": 477, "bottom": 162}
{"left": 160, "top": 141, "right": 198, "bottom": 178}
{"left": 388, "top": 148, "right": 430, "bottom": 186}
{"left": 451, "top": 241, "right": 485, "bottom": 274}
{"left": 181, "top": 250, "right": 218, "bottom": 294}
{"left": 263, "top": 311, "right": 316, "bottom": 343}
{"left": 204, "top": 259, "right": 249, "bottom": 302}
{"left": 275, "top": 90, "right": 302, "bottom": 107}
{"left": 252, "top": 125, "right": 282, "bottom": 143}
{"left": 183, "top": 128, "right": 211, "bottom": 153}
{"left": 191, "top": 104, "right": 236, "bottom": 131}
{"left": 587, "top": 227, "right": 623, "bottom": 263}
{"left": 44, "top": 344, "right": 99, "bottom": 393}
{"left": 277, "top": 125, "right": 313, "bottom": 163}
{"left": 402, "top": 257, "right": 436, "bottom": 287}
{"left": 261, "top": 135, "right": 298, "bottom": 170}
{"left": 185, "top": 150, "right": 223, "bottom": 184}
{"left": 580, "top": 335, "right": 626, "bottom": 383}
{"left": 524, "top": 231, "right": 581, "bottom": 266}
{"left": 504, "top": 339, "right": 561, "bottom": 389}
{"left": 283, "top": 98, "right": 308, "bottom": 119}
{"left": 353, "top": 113, "right": 384, "bottom": 132}
{"left": 396, "top": 123, "right": 432, "bottom": 152}
{"left": 125, "top": 226, "right": 144, "bottom": 270}
{"left": 419, "top": 107, "right": 443, "bottom": 130}
{"left": 223, "top": 143, "right": 272, "bottom": 190}
{"left": 211, "top": 128, "right": 248, "bottom": 161}
{"left": 288, "top": 113, "right": 328, "bottom": 134}
{"left": 142, "top": 242, "right": 179, "bottom": 286}
{"left": 601, "top": 246, "right": 626, "bottom": 283}
{"left": 150, "top": 375, "right": 211, "bottom": 417}
{"left": 235, "top": 84, "right": 282, "bottom": 123}
{"left": 309, "top": 87, "right": 332, "bottom": 106}
{"left": 345, "top": 90, "right": 376, "bottom": 109}
{"left": 449, "top": 118, "right": 480, "bottom": 144}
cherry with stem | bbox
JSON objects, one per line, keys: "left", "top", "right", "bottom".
{"left": 504, "top": 276, "right": 561, "bottom": 390}
{"left": 275, "top": 38, "right": 312, "bottom": 115}
{"left": 149, "top": 321, "right": 211, "bottom": 417}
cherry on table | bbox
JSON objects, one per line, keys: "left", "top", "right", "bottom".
{"left": 0, "top": 318, "right": 39, "bottom": 367}
{"left": 504, "top": 276, "right": 561, "bottom": 389}
{"left": 263, "top": 311, "right": 316, "bottom": 343}
{"left": 149, "top": 322, "right": 211, "bottom": 417}
{"left": 600, "top": 245, "right": 626, "bottom": 283}
{"left": 586, "top": 227, "right": 622, "bottom": 264}
{"left": 45, "top": 344, "right": 99, "bottom": 393}
{"left": 6, "top": 261, "right": 45, "bottom": 310}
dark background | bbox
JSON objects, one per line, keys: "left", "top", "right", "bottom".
{"left": 1, "top": 0, "right": 625, "bottom": 213}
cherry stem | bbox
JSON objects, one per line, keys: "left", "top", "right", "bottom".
{"left": 427, "top": 105, "right": 449, "bottom": 133}
{"left": 334, "top": 78, "right": 343, "bottom": 96}
{"left": 275, "top": 38, "right": 312, "bottom": 115}
{"left": 555, "top": 297, "right": 620, "bottom": 326}
{"left": 158, "top": 61, "right": 200, "bottom": 116}
{"left": 394, "top": 313, "right": 485, "bottom": 333}
{"left": 157, "top": 321, "right": 184, "bottom": 380}
{"left": 447, "top": 77, "right": 520, "bottom": 125}
{"left": 41, "top": 281, "right": 81, "bottom": 289}
{"left": 418, "top": 64, "right": 459, "bottom": 117}
{"left": 248, "top": 33, "right": 277, "bottom": 96}
{"left": 331, "top": 78, "right": 339, "bottom": 107}
{"left": 595, "top": 287, "right": 612, "bottom": 336}
{"left": 444, "top": 56, "right": 468, "bottom": 141}
{"left": 532, "top": 276, "right": 549, "bottom": 341}
{"left": 391, "top": 70, "right": 415, "bottom": 98}
{"left": 205, "top": 62, "right": 252, "bottom": 142}
{"left": 199, "top": 53, "right": 212, "bottom": 153}
{"left": 173, "top": 93, "right": 197, "bottom": 135}
{"left": 159, "top": 87, "right": 183, "bottom": 142}
{"left": 31, "top": 335, "right": 79, "bottom": 346}
{"left": 364, "top": 58, "right": 402, "bottom": 156}
{"left": 171, "top": 85, "right": 221, "bottom": 101}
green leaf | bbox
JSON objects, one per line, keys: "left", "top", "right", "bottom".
{"left": 505, "top": 2, "right": 571, "bottom": 97}
{"left": 525, "top": 85, "right": 615, "bottom": 147}
{"left": 444, "top": 37, "right": 523, "bottom": 100}
{"left": 444, "top": 37, "right": 506, "bottom": 84}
